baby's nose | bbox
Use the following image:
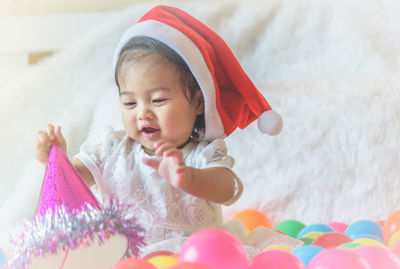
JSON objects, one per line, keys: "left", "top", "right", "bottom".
{"left": 138, "top": 108, "right": 154, "bottom": 120}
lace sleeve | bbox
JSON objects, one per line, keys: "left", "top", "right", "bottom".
{"left": 193, "top": 139, "right": 243, "bottom": 206}
{"left": 73, "top": 126, "right": 121, "bottom": 180}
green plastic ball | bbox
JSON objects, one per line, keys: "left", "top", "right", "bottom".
{"left": 274, "top": 220, "right": 306, "bottom": 238}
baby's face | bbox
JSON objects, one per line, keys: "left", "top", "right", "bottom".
{"left": 119, "top": 55, "right": 203, "bottom": 152}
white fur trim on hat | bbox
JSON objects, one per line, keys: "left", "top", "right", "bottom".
{"left": 258, "top": 110, "right": 283, "bottom": 135}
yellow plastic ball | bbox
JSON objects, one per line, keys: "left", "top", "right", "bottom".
{"left": 148, "top": 255, "right": 178, "bottom": 269}
{"left": 352, "top": 238, "right": 386, "bottom": 248}
{"left": 388, "top": 230, "right": 400, "bottom": 249}
{"left": 263, "top": 245, "right": 293, "bottom": 252}
{"left": 302, "top": 232, "right": 324, "bottom": 239}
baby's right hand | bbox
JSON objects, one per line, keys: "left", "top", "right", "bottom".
{"left": 34, "top": 124, "right": 67, "bottom": 166}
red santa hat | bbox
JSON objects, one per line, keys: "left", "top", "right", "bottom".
{"left": 114, "top": 5, "right": 283, "bottom": 141}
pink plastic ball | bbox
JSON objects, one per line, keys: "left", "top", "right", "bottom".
{"left": 311, "top": 232, "right": 352, "bottom": 249}
{"left": 393, "top": 240, "right": 400, "bottom": 258}
{"left": 327, "top": 222, "right": 348, "bottom": 233}
{"left": 355, "top": 245, "right": 400, "bottom": 269}
{"left": 249, "top": 250, "right": 306, "bottom": 269}
{"left": 179, "top": 229, "right": 247, "bottom": 269}
{"left": 308, "top": 249, "right": 370, "bottom": 269}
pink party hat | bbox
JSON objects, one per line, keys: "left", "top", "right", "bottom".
{"left": 36, "top": 145, "right": 100, "bottom": 215}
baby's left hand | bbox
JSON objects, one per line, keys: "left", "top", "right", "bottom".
{"left": 142, "top": 140, "right": 193, "bottom": 190}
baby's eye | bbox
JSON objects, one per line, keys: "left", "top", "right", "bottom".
{"left": 124, "top": 102, "right": 136, "bottom": 107}
{"left": 152, "top": 99, "right": 167, "bottom": 104}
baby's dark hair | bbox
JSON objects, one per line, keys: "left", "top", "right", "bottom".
{"left": 114, "top": 36, "right": 205, "bottom": 137}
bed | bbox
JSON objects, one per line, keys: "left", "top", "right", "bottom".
{"left": 1, "top": 0, "right": 400, "bottom": 257}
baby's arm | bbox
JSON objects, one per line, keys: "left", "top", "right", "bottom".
{"left": 34, "top": 124, "right": 95, "bottom": 187}
{"left": 142, "top": 140, "right": 235, "bottom": 204}
{"left": 71, "top": 158, "right": 95, "bottom": 187}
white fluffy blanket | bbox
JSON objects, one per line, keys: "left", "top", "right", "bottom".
{"left": 1, "top": 0, "right": 400, "bottom": 249}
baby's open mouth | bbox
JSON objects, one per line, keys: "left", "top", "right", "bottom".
{"left": 140, "top": 127, "right": 160, "bottom": 139}
{"left": 142, "top": 127, "right": 159, "bottom": 134}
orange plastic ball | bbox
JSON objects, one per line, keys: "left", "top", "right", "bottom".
{"left": 383, "top": 210, "right": 400, "bottom": 243}
{"left": 233, "top": 209, "right": 272, "bottom": 231}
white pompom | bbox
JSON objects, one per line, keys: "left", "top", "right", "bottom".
{"left": 258, "top": 110, "right": 283, "bottom": 135}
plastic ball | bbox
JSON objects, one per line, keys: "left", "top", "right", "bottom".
{"left": 291, "top": 245, "right": 324, "bottom": 266}
{"left": 377, "top": 220, "right": 385, "bottom": 227}
{"left": 392, "top": 240, "right": 400, "bottom": 257}
{"left": 302, "top": 232, "right": 324, "bottom": 239}
{"left": 148, "top": 255, "right": 178, "bottom": 269}
{"left": 345, "top": 220, "right": 383, "bottom": 241}
{"left": 169, "top": 263, "right": 211, "bottom": 269}
{"left": 337, "top": 242, "right": 362, "bottom": 250}
{"left": 233, "top": 209, "right": 272, "bottom": 231}
{"left": 249, "top": 250, "right": 306, "bottom": 269}
{"left": 389, "top": 231, "right": 400, "bottom": 249}
{"left": 143, "top": 250, "right": 175, "bottom": 260}
{"left": 353, "top": 238, "right": 387, "bottom": 248}
{"left": 355, "top": 245, "right": 400, "bottom": 269}
{"left": 112, "top": 258, "right": 156, "bottom": 269}
{"left": 179, "top": 229, "right": 247, "bottom": 269}
{"left": 297, "top": 224, "right": 334, "bottom": 238}
{"left": 274, "top": 220, "right": 306, "bottom": 238}
{"left": 311, "top": 232, "right": 352, "bottom": 249}
{"left": 327, "top": 222, "right": 348, "bottom": 233}
{"left": 308, "top": 249, "right": 370, "bottom": 269}
{"left": 299, "top": 237, "right": 314, "bottom": 245}
{"left": 384, "top": 210, "right": 400, "bottom": 244}
{"left": 0, "top": 249, "right": 8, "bottom": 267}
{"left": 352, "top": 233, "right": 384, "bottom": 242}
{"left": 264, "top": 245, "right": 292, "bottom": 252}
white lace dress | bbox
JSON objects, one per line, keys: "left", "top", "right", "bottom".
{"left": 74, "top": 126, "right": 302, "bottom": 256}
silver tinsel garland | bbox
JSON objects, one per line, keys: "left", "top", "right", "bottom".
{"left": 6, "top": 200, "right": 145, "bottom": 269}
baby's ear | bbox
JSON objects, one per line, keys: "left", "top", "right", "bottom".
{"left": 194, "top": 90, "right": 204, "bottom": 114}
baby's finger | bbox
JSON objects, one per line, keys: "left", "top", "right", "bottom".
{"left": 54, "top": 126, "right": 67, "bottom": 151}
{"left": 142, "top": 157, "right": 161, "bottom": 170}
{"left": 46, "top": 124, "right": 56, "bottom": 140}
{"left": 176, "top": 166, "right": 186, "bottom": 175}
{"left": 37, "top": 130, "right": 52, "bottom": 146}
{"left": 163, "top": 148, "right": 183, "bottom": 165}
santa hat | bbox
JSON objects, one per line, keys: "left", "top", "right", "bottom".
{"left": 114, "top": 5, "right": 283, "bottom": 141}
{"left": 36, "top": 145, "right": 100, "bottom": 215}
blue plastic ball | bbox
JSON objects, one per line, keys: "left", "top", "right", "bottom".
{"left": 0, "top": 249, "right": 8, "bottom": 267}
{"left": 291, "top": 245, "right": 324, "bottom": 266}
{"left": 344, "top": 220, "right": 383, "bottom": 241}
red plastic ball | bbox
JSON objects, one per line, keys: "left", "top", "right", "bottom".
{"left": 143, "top": 250, "right": 174, "bottom": 260}
{"left": 112, "top": 258, "right": 156, "bottom": 269}
{"left": 169, "top": 262, "right": 211, "bottom": 269}
{"left": 311, "top": 232, "right": 352, "bottom": 249}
